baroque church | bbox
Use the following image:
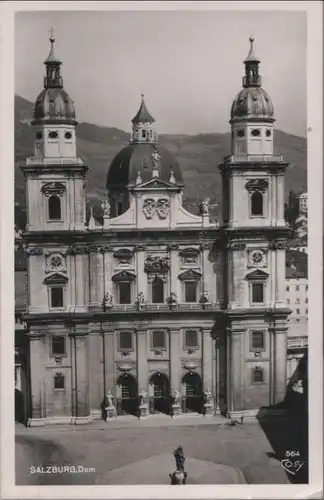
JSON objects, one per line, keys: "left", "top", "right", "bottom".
{"left": 20, "top": 34, "right": 290, "bottom": 426}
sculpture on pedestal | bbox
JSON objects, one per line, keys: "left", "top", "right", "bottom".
{"left": 169, "top": 446, "right": 188, "bottom": 485}
{"left": 135, "top": 292, "right": 146, "bottom": 311}
{"left": 102, "top": 292, "right": 113, "bottom": 311}
{"left": 138, "top": 390, "right": 149, "bottom": 418}
{"left": 171, "top": 389, "right": 182, "bottom": 416}
{"left": 203, "top": 388, "right": 214, "bottom": 416}
{"left": 102, "top": 390, "right": 117, "bottom": 421}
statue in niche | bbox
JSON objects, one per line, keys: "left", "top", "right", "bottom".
{"left": 151, "top": 149, "right": 161, "bottom": 169}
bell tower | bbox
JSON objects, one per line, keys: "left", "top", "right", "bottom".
{"left": 21, "top": 31, "right": 88, "bottom": 232}
{"left": 217, "top": 38, "right": 291, "bottom": 418}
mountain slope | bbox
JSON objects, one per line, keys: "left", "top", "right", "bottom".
{"left": 15, "top": 95, "right": 307, "bottom": 223}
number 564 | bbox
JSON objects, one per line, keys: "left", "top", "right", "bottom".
{"left": 285, "top": 451, "right": 300, "bottom": 458}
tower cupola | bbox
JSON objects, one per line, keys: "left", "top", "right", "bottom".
{"left": 131, "top": 95, "right": 158, "bottom": 144}
{"left": 230, "top": 38, "right": 275, "bottom": 156}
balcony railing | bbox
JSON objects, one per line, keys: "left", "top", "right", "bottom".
{"left": 25, "top": 157, "right": 84, "bottom": 166}
{"left": 287, "top": 336, "right": 308, "bottom": 349}
{"left": 91, "top": 302, "right": 222, "bottom": 313}
{"left": 223, "top": 154, "right": 284, "bottom": 164}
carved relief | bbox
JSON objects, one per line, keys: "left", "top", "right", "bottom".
{"left": 156, "top": 198, "right": 170, "bottom": 219}
{"left": 113, "top": 248, "right": 134, "bottom": 264}
{"left": 144, "top": 255, "right": 170, "bottom": 273}
{"left": 41, "top": 182, "right": 66, "bottom": 197}
{"left": 179, "top": 247, "right": 200, "bottom": 264}
{"left": 227, "top": 242, "right": 246, "bottom": 250}
{"left": 142, "top": 198, "right": 156, "bottom": 219}
{"left": 248, "top": 249, "right": 267, "bottom": 268}
{"left": 142, "top": 198, "right": 170, "bottom": 219}
{"left": 68, "top": 245, "right": 88, "bottom": 255}
{"left": 46, "top": 253, "right": 66, "bottom": 274}
{"left": 24, "top": 246, "right": 43, "bottom": 256}
{"left": 245, "top": 179, "right": 268, "bottom": 192}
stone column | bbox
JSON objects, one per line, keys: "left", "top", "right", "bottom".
{"left": 202, "top": 328, "right": 213, "bottom": 391}
{"left": 274, "top": 328, "right": 287, "bottom": 404}
{"left": 74, "top": 328, "right": 91, "bottom": 423}
{"left": 27, "top": 333, "right": 45, "bottom": 424}
{"left": 170, "top": 328, "right": 181, "bottom": 392}
{"left": 230, "top": 331, "right": 244, "bottom": 412}
{"left": 103, "top": 249, "right": 113, "bottom": 296}
{"left": 89, "top": 249, "right": 98, "bottom": 307}
{"left": 103, "top": 330, "right": 115, "bottom": 398}
{"left": 276, "top": 174, "right": 285, "bottom": 224}
{"left": 169, "top": 245, "right": 179, "bottom": 298}
{"left": 136, "top": 330, "right": 148, "bottom": 392}
{"left": 88, "top": 324, "right": 102, "bottom": 415}
{"left": 75, "top": 253, "right": 85, "bottom": 312}
{"left": 136, "top": 250, "right": 146, "bottom": 298}
{"left": 275, "top": 246, "right": 286, "bottom": 306}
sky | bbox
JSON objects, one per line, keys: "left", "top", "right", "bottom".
{"left": 15, "top": 10, "right": 306, "bottom": 136}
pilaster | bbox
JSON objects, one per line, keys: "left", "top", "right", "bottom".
{"left": 136, "top": 329, "right": 148, "bottom": 392}
{"left": 202, "top": 328, "right": 213, "bottom": 392}
{"left": 74, "top": 329, "right": 91, "bottom": 421}
{"left": 28, "top": 333, "right": 45, "bottom": 422}
{"left": 136, "top": 250, "right": 146, "bottom": 297}
{"left": 170, "top": 329, "right": 181, "bottom": 391}
{"left": 274, "top": 328, "right": 287, "bottom": 403}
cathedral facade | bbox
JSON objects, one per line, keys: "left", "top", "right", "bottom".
{"left": 21, "top": 35, "right": 290, "bottom": 426}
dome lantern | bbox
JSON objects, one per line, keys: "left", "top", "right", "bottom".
{"left": 243, "top": 37, "right": 262, "bottom": 88}
{"left": 131, "top": 95, "right": 158, "bottom": 144}
{"left": 44, "top": 28, "right": 63, "bottom": 89}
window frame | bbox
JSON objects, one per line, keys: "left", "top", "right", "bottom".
{"left": 250, "top": 191, "right": 264, "bottom": 217}
{"left": 50, "top": 335, "right": 67, "bottom": 358}
{"left": 151, "top": 330, "right": 166, "bottom": 351}
{"left": 118, "top": 282, "right": 132, "bottom": 305}
{"left": 48, "top": 285, "right": 65, "bottom": 311}
{"left": 250, "top": 330, "right": 265, "bottom": 352}
{"left": 250, "top": 281, "right": 265, "bottom": 305}
{"left": 118, "top": 330, "right": 133, "bottom": 352}
{"left": 151, "top": 276, "right": 165, "bottom": 304}
{"left": 184, "top": 281, "right": 198, "bottom": 303}
{"left": 184, "top": 329, "right": 199, "bottom": 350}
{"left": 53, "top": 372, "right": 65, "bottom": 391}
{"left": 251, "top": 366, "right": 265, "bottom": 385}
{"left": 48, "top": 194, "right": 62, "bottom": 222}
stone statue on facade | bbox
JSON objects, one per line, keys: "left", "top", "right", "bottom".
{"left": 203, "top": 388, "right": 214, "bottom": 416}
{"left": 101, "top": 200, "right": 111, "bottom": 218}
{"left": 169, "top": 446, "right": 187, "bottom": 485}
{"left": 101, "top": 389, "right": 117, "bottom": 421}
{"left": 171, "top": 389, "right": 182, "bottom": 416}
{"left": 167, "top": 292, "right": 179, "bottom": 310}
{"left": 135, "top": 292, "right": 146, "bottom": 311}
{"left": 136, "top": 170, "right": 142, "bottom": 185}
{"left": 200, "top": 197, "right": 210, "bottom": 215}
{"left": 138, "top": 390, "right": 149, "bottom": 418}
{"left": 103, "top": 292, "right": 113, "bottom": 311}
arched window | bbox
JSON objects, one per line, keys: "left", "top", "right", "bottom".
{"left": 48, "top": 195, "right": 61, "bottom": 220}
{"left": 251, "top": 191, "right": 263, "bottom": 216}
{"left": 152, "top": 277, "right": 164, "bottom": 304}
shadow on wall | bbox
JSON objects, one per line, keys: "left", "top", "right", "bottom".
{"left": 256, "top": 351, "right": 308, "bottom": 484}
{"left": 15, "top": 388, "right": 25, "bottom": 424}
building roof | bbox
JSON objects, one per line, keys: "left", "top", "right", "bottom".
{"left": 230, "top": 86, "right": 274, "bottom": 122}
{"left": 107, "top": 143, "right": 183, "bottom": 189}
{"left": 131, "top": 95, "right": 155, "bottom": 124}
{"left": 32, "top": 87, "right": 76, "bottom": 124}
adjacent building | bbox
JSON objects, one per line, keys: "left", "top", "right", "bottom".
{"left": 19, "top": 36, "right": 291, "bottom": 426}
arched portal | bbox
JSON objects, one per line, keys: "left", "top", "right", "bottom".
{"left": 149, "top": 372, "right": 170, "bottom": 414}
{"left": 181, "top": 372, "right": 204, "bottom": 414}
{"left": 116, "top": 374, "right": 138, "bottom": 416}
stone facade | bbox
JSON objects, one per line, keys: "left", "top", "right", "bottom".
{"left": 20, "top": 36, "right": 291, "bottom": 426}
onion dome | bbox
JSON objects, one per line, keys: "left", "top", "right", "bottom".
{"left": 230, "top": 38, "right": 274, "bottom": 123}
{"left": 32, "top": 31, "right": 76, "bottom": 125}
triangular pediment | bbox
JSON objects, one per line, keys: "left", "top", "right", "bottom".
{"left": 178, "top": 269, "right": 202, "bottom": 281}
{"left": 133, "top": 178, "right": 177, "bottom": 190}
{"left": 112, "top": 270, "right": 136, "bottom": 283}
{"left": 43, "top": 272, "right": 68, "bottom": 285}
{"left": 245, "top": 269, "right": 269, "bottom": 281}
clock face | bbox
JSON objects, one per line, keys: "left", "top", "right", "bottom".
{"left": 251, "top": 250, "right": 265, "bottom": 267}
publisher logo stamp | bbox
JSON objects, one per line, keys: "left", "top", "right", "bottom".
{"left": 280, "top": 451, "right": 305, "bottom": 476}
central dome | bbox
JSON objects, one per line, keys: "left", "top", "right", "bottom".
{"left": 107, "top": 96, "right": 183, "bottom": 190}
{"left": 107, "top": 143, "right": 183, "bottom": 188}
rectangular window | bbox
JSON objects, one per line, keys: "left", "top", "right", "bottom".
{"left": 50, "top": 287, "right": 64, "bottom": 308}
{"left": 296, "top": 308, "right": 300, "bottom": 314}
{"left": 119, "top": 331, "right": 133, "bottom": 351}
{"left": 51, "top": 336, "right": 66, "bottom": 357}
{"left": 54, "top": 373, "right": 65, "bottom": 390}
{"left": 251, "top": 283, "right": 264, "bottom": 304}
{"left": 142, "top": 130, "right": 146, "bottom": 138}
{"left": 296, "top": 298, "right": 300, "bottom": 304}
{"left": 185, "top": 282, "right": 197, "bottom": 302}
{"left": 152, "top": 331, "right": 166, "bottom": 350}
{"left": 251, "top": 331, "right": 265, "bottom": 350}
{"left": 296, "top": 285, "right": 300, "bottom": 291}
{"left": 306, "top": 285, "right": 308, "bottom": 291}
{"left": 305, "top": 297, "right": 308, "bottom": 304}
{"left": 286, "top": 285, "right": 290, "bottom": 291}
{"left": 185, "top": 330, "right": 198, "bottom": 349}
{"left": 306, "top": 308, "right": 308, "bottom": 315}
{"left": 252, "top": 367, "right": 264, "bottom": 384}
{"left": 119, "top": 282, "right": 131, "bottom": 304}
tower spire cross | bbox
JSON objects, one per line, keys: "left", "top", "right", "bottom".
{"left": 49, "top": 26, "right": 55, "bottom": 42}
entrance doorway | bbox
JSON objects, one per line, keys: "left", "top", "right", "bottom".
{"left": 149, "top": 373, "right": 170, "bottom": 414}
{"left": 182, "top": 372, "right": 203, "bottom": 413}
{"left": 116, "top": 374, "right": 138, "bottom": 416}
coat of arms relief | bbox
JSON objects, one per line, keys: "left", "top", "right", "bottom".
{"left": 142, "top": 197, "right": 170, "bottom": 220}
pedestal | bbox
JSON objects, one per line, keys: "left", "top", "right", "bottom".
{"left": 204, "top": 403, "right": 214, "bottom": 417}
{"left": 171, "top": 403, "right": 182, "bottom": 416}
{"left": 105, "top": 405, "right": 117, "bottom": 421}
{"left": 139, "top": 404, "right": 149, "bottom": 418}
